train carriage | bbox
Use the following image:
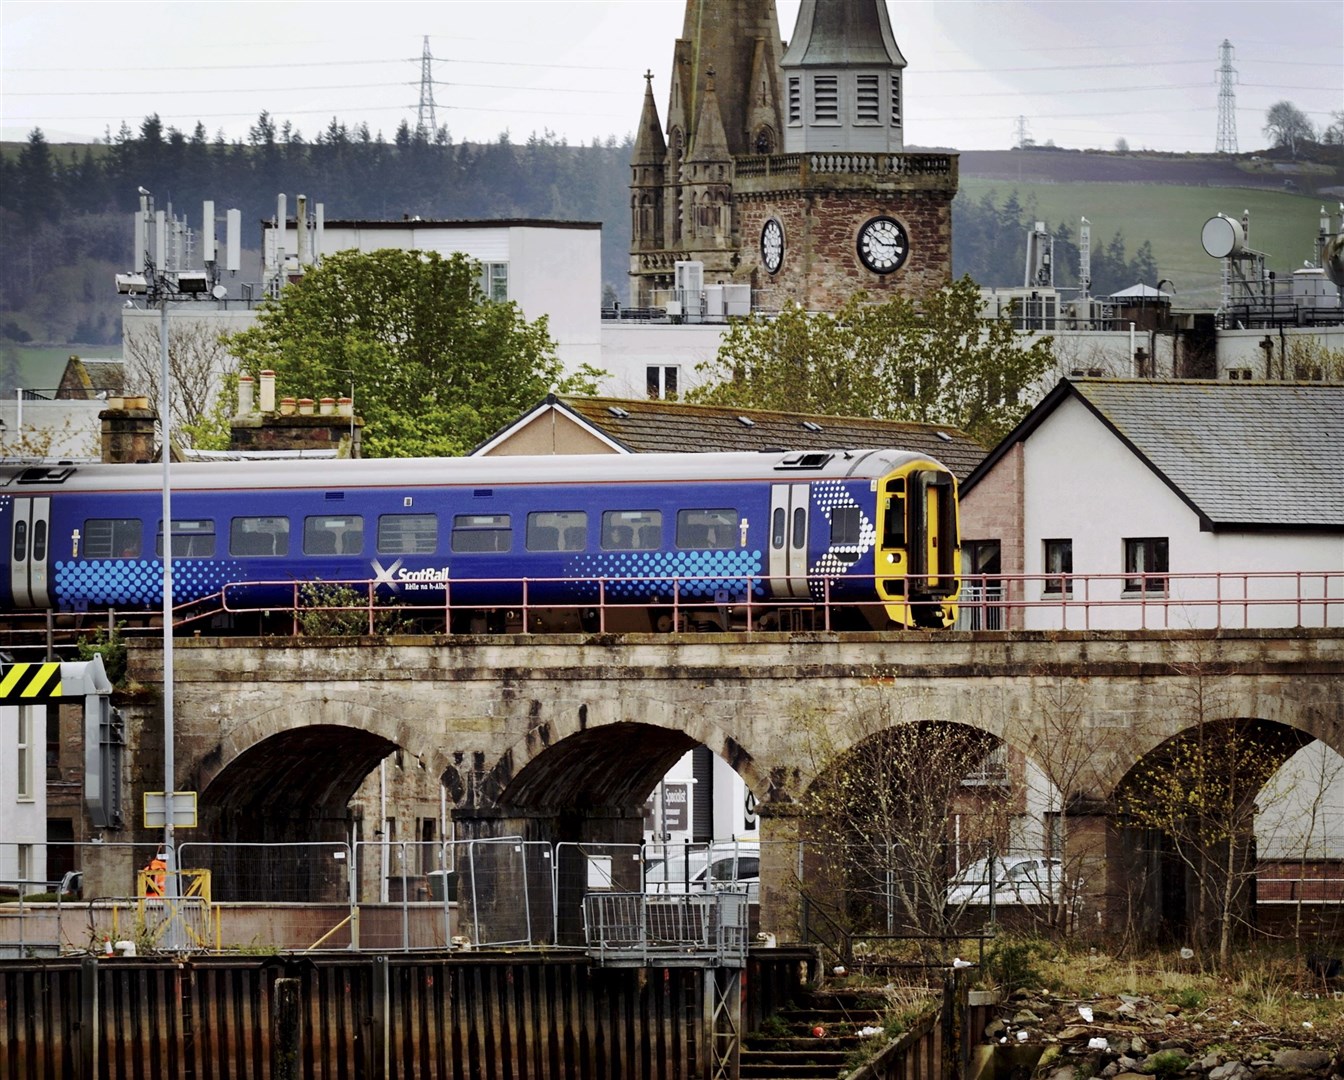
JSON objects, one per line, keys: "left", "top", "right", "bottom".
{"left": 2, "top": 448, "right": 960, "bottom": 632}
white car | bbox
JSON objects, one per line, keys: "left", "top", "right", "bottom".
{"left": 645, "top": 844, "right": 760, "bottom": 902}
{"left": 946, "top": 856, "right": 1064, "bottom": 906}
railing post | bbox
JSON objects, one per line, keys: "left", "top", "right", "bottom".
{"left": 79, "top": 955, "right": 99, "bottom": 1080}
{"left": 522, "top": 579, "right": 529, "bottom": 633}
{"left": 598, "top": 579, "right": 606, "bottom": 633}
{"left": 271, "top": 977, "right": 302, "bottom": 1080}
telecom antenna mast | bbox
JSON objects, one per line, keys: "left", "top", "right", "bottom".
{"left": 417, "top": 35, "right": 437, "bottom": 137}
{"left": 1215, "top": 39, "right": 1239, "bottom": 154}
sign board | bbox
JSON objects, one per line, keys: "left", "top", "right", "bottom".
{"left": 144, "top": 791, "right": 199, "bottom": 828}
{"left": 662, "top": 783, "right": 688, "bottom": 832}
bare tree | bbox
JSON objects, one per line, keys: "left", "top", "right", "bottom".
{"left": 122, "top": 316, "right": 239, "bottom": 450}
{"left": 796, "top": 685, "right": 1011, "bottom": 961}
{"left": 1117, "top": 658, "right": 1300, "bottom": 965}
{"left": 1263, "top": 101, "right": 1316, "bottom": 157}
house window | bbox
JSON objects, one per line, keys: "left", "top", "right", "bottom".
{"left": 478, "top": 262, "right": 508, "bottom": 302}
{"left": 1043, "top": 538, "right": 1072, "bottom": 595}
{"left": 958, "top": 540, "right": 1002, "bottom": 631}
{"left": 811, "top": 76, "right": 839, "bottom": 123}
{"left": 16, "top": 706, "right": 34, "bottom": 801}
{"left": 1227, "top": 367, "right": 1253, "bottom": 381}
{"left": 787, "top": 77, "right": 801, "bottom": 125}
{"left": 647, "top": 365, "right": 679, "bottom": 400}
{"left": 856, "top": 75, "right": 880, "bottom": 124}
{"left": 1124, "top": 537, "right": 1168, "bottom": 593}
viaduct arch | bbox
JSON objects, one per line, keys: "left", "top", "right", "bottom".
{"left": 107, "top": 628, "right": 1342, "bottom": 929}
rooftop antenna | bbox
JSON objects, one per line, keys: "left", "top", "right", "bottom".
{"left": 417, "top": 35, "right": 437, "bottom": 137}
{"left": 1215, "top": 39, "right": 1239, "bottom": 154}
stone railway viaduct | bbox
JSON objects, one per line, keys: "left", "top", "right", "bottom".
{"left": 104, "top": 628, "right": 1343, "bottom": 936}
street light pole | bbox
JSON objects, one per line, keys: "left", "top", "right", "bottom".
{"left": 155, "top": 281, "right": 182, "bottom": 950}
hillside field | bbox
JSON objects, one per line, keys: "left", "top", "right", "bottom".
{"left": 956, "top": 177, "right": 1331, "bottom": 307}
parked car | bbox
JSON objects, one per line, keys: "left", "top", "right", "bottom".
{"left": 946, "top": 856, "right": 1064, "bottom": 906}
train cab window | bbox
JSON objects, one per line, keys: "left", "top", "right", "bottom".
{"left": 230, "top": 516, "right": 290, "bottom": 557}
{"left": 304, "top": 515, "right": 363, "bottom": 555}
{"left": 378, "top": 514, "right": 438, "bottom": 555}
{"left": 881, "top": 478, "right": 906, "bottom": 547}
{"left": 155, "top": 519, "right": 216, "bottom": 558}
{"left": 451, "top": 514, "right": 512, "bottom": 553}
{"left": 830, "top": 506, "right": 863, "bottom": 563}
{"left": 527, "top": 511, "right": 587, "bottom": 552}
{"left": 601, "top": 510, "right": 662, "bottom": 551}
{"left": 84, "top": 518, "right": 143, "bottom": 559}
{"left": 676, "top": 509, "right": 738, "bottom": 550}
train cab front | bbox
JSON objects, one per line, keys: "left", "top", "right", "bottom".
{"left": 874, "top": 460, "right": 961, "bottom": 629}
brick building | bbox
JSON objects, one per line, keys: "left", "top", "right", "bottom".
{"left": 628, "top": 0, "right": 958, "bottom": 311}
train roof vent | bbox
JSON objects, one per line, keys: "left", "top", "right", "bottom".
{"left": 776, "top": 452, "right": 834, "bottom": 470}
{"left": 17, "top": 466, "right": 76, "bottom": 484}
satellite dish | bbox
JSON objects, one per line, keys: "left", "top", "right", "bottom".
{"left": 1201, "top": 215, "right": 1245, "bottom": 259}
{"left": 1323, "top": 233, "right": 1344, "bottom": 288}
{"left": 211, "top": 284, "right": 228, "bottom": 300}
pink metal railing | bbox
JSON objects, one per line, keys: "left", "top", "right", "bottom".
{"left": 1, "top": 570, "right": 1339, "bottom": 651}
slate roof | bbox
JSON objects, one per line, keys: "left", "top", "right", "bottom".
{"left": 963, "top": 378, "right": 1344, "bottom": 530}
{"left": 490, "top": 395, "right": 987, "bottom": 480}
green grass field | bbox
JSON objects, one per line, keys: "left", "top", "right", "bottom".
{"left": 958, "top": 178, "right": 1329, "bottom": 306}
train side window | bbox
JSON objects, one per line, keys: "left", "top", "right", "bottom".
{"left": 830, "top": 506, "right": 863, "bottom": 563}
{"left": 601, "top": 511, "right": 661, "bottom": 551}
{"left": 13, "top": 520, "right": 27, "bottom": 561}
{"left": 677, "top": 508, "right": 738, "bottom": 550}
{"left": 84, "top": 518, "right": 143, "bottom": 559}
{"left": 527, "top": 511, "right": 587, "bottom": 552}
{"left": 31, "top": 519, "right": 47, "bottom": 561}
{"left": 771, "top": 507, "right": 786, "bottom": 549}
{"left": 230, "top": 517, "right": 290, "bottom": 557}
{"left": 155, "top": 519, "right": 217, "bottom": 558}
{"left": 304, "top": 515, "right": 363, "bottom": 556}
{"left": 378, "top": 514, "right": 438, "bottom": 555}
{"left": 451, "top": 514, "right": 512, "bottom": 553}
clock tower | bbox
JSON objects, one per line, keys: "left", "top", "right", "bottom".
{"left": 628, "top": 0, "right": 957, "bottom": 312}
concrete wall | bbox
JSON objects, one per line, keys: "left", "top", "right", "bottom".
{"left": 0, "top": 705, "right": 46, "bottom": 891}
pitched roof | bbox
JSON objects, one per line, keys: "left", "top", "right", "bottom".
{"left": 963, "top": 378, "right": 1344, "bottom": 530}
{"left": 480, "top": 395, "right": 987, "bottom": 479}
{"left": 781, "top": 0, "right": 907, "bottom": 69}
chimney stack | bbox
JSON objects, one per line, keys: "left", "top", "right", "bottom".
{"left": 237, "top": 375, "right": 255, "bottom": 415}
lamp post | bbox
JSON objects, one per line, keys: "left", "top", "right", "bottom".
{"left": 120, "top": 187, "right": 183, "bottom": 950}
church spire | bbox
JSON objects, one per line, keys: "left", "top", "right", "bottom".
{"left": 687, "top": 70, "right": 730, "bottom": 165}
{"left": 632, "top": 70, "right": 667, "bottom": 165}
{"left": 780, "top": 0, "right": 909, "bottom": 153}
{"left": 677, "top": 0, "right": 783, "bottom": 157}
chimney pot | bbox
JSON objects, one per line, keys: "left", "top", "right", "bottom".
{"left": 280, "top": 396, "right": 297, "bottom": 416}
{"left": 238, "top": 375, "right": 255, "bottom": 415}
{"left": 298, "top": 398, "right": 315, "bottom": 416}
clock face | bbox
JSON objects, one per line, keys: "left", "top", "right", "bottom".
{"left": 761, "top": 218, "right": 784, "bottom": 275}
{"left": 856, "top": 216, "right": 909, "bottom": 274}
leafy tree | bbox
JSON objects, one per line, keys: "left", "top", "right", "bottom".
{"left": 1263, "top": 101, "right": 1315, "bottom": 157}
{"left": 688, "top": 276, "right": 1055, "bottom": 444}
{"left": 1323, "top": 110, "right": 1344, "bottom": 146}
{"left": 225, "top": 248, "right": 601, "bottom": 457}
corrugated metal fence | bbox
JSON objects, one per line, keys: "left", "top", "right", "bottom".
{"left": 0, "top": 951, "right": 736, "bottom": 1080}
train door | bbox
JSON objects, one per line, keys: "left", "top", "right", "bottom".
{"left": 9, "top": 496, "right": 53, "bottom": 609}
{"left": 767, "top": 484, "right": 809, "bottom": 598}
{"left": 876, "top": 468, "right": 959, "bottom": 627}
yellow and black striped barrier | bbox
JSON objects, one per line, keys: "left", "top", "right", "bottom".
{"left": 0, "top": 661, "right": 64, "bottom": 702}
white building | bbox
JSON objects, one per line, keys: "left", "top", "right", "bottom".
{"left": 960, "top": 377, "right": 1344, "bottom": 858}
{"left": 0, "top": 703, "right": 45, "bottom": 895}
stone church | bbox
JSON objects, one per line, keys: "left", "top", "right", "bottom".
{"left": 629, "top": 0, "right": 959, "bottom": 312}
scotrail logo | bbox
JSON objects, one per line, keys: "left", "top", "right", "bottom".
{"left": 371, "top": 559, "right": 451, "bottom": 592}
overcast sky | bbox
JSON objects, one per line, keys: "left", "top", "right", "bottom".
{"left": 3, "top": 1, "right": 1340, "bottom": 153}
